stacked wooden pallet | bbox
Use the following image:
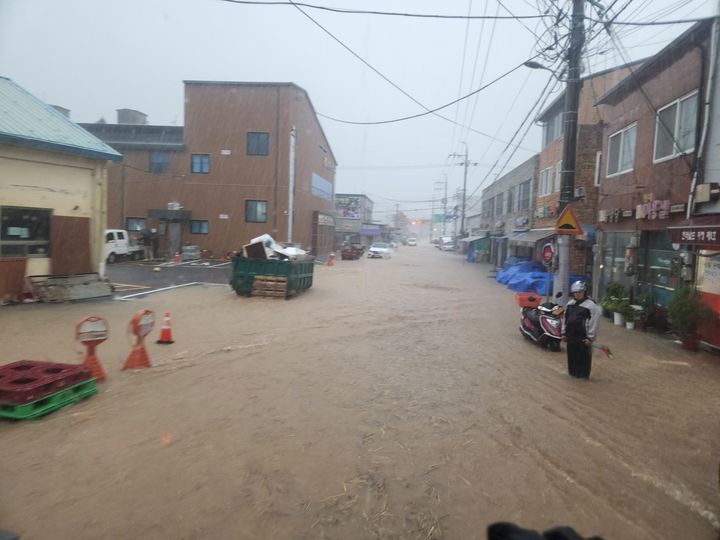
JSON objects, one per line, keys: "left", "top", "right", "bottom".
{"left": 251, "top": 275, "right": 288, "bottom": 297}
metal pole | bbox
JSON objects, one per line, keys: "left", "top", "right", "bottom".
{"left": 288, "top": 126, "right": 296, "bottom": 243}
{"left": 443, "top": 178, "right": 448, "bottom": 236}
{"left": 430, "top": 184, "right": 436, "bottom": 241}
{"left": 461, "top": 143, "right": 468, "bottom": 238}
{"left": 556, "top": 0, "right": 585, "bottom": 306}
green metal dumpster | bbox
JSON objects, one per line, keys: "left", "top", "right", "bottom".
{"left": 230, "top": 255, "right": 314, "bottom": 297}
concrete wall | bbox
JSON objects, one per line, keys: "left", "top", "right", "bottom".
{"left": 0, "top": 145, "right": 107, "bottom": 275}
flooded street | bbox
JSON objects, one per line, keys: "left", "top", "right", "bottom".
{"left": 1, "top": 244, "right": 719, "bottom": 539}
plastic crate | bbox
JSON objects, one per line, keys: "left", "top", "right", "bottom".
{"left": 0, "top": 379, "right": 97, "bottom": 420}
{"left": 516, "top": 292, "right": 542, "bottom": 308}
{"left": 230, "top": 256, "right": 314, "bottom": 297}
{"left": 0, "top": 360, "right": 92, "bottom": 404}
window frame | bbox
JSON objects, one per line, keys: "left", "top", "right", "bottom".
{"left": 519, "top": 180, "right": 531, "bottom": 211}
{"left": 494, "top": 192, "right": 504, "bottom": 217}
{"left": 653, "top": 90, "right": 698, "bottom": 164}
{"left": 539, "top": 167, "right": 554, "bottom": 196}
{"left": 246, "top": 132, "right": 270, "bottom": 156}
{"left": 126, "top": 217, "right": 146, "bottom": 232}
{"left": 555, "top": 161, "right": 563, "bottom": 192}
{"left": 606, "top": 123, "right": 637, "bottom": 177}
{"left": 190, "top": 220, "right": 209, "bottom": 235}
{"left": 148, "top": 150, "right": 171, "bottom": 174}
{"left": 191, "top": 153, "right": 211, "bottom": 174}
{"left": 245, "top": 200, "right": 268, "bottom": 223}
{"left": 0, "top": 206, "right": 52, "bottom": 257}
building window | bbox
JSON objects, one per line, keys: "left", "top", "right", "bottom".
{"left": 190, "top": 220, "right": 209, "bottom": 234}
{"left": 519, "top": 180, "right": 531, "bottom": 211}
{"left": 543, "top": 110, "right": 563, "bottom": 147}
{"left": 245, "top": 200, "right": 268, "bottom": 223}
{"left": 506, "top": 187, "right": 514, "bottom": 214}
{"left": 247, "top": 132, "right": 269, "bottom": 156}
{"left": 594, "top": 151, "right": 602, "bottom": 187}
{"left": 126, "top": 218, "right": 146, "bottom": 232}
{"left": 555, "top": 161, "right": 563, "bottom": 192}
{"left": 494, "top": 193, "right": 504, "bottom": 217}
{"left": 654, "top": 91, "right": 698, "bottom": 162}
{"left": 191, "top": 154, "right": 210, "bottom": 173}
{"left": 149, "top": 151, "right": 170, "bottom": 174}
{"left": 607, "top": 124, "right": 637, "bottom": 176}
{"left": 0, "top": 206, "right": 51, "bottom": 257}
{"left": 539, "top": 167, "right": 553, "bottom": 196}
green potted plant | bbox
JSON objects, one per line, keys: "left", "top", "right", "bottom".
{"left": 667, "top": 284, "right": 716, "bottom": 351}
{"left": 601, "top": 282, "right": 626, "bottom": 322}
{"left": 618, "top": 299, "right": 635, "bottom": 330}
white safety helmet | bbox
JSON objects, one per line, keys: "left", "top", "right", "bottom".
{"left": 570, "top": 280, "right": 587, "bottom": 293}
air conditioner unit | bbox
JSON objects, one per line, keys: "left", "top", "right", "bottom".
{"left": 574, "top": 186, "right": 586, "bottom": 198}
{"left": 694, "top": 182, "right": 720, "bottom": 203}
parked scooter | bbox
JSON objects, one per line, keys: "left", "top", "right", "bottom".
{"left": 519, "top": 292, "right": 564, "bottom": 352}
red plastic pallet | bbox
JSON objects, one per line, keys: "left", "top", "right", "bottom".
{"left": 0, "top": 360, "right": 92, "bottom": 404}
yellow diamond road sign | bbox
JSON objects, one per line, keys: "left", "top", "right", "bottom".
{"left": 555, "top": 206, "right": 584, "bottom": 235}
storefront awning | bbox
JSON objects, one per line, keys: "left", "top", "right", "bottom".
{"left": 460, "top": 234, "right": 488, "bottom": 243}
{"left": 359, "top": 228, "right": 382, "bottom": 237}
{"left": 508, "top": 228, "right": 555, "bottom": 247}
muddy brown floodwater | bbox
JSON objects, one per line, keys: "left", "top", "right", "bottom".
{"left": 1, "top": 244, "right": 719, "bottom": 539}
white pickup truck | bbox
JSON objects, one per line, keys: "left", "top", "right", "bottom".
{"left": 105, "top": 229, "right": 144, "bottom": 263}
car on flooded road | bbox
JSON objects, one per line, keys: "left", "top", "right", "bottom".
{"left": 367, "top": 242, "right": 392, "bottom": 259}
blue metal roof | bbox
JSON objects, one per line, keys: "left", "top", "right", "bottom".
{"left": 0, "top": 76, "right": 122, "bottom": 161}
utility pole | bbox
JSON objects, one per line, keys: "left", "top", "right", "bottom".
{"left": 443, "top": 178, "right": 448, "bottom": 236}
{"left": 460, "top": 142, "right": 468, "bottom": 238}
{"left": 556, "top": 0, "right": 585, "bottom": 306}
{"left": 449, "top": 144, "right": 473, "bottom": 239}
{"left": 430, "top": 186, "right": 436, "bottom": 242}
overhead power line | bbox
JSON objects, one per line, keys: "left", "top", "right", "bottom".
{"left": 217, "top": 0, "right": 549, "bottom": 20}
{"left": 316, "top": 53, "right": 543, "bottom": 126}
{"left": 287, "top": 0, "right": 536, "bottom": 150}
{"left": 586, "top": 14, "right": 719, "bottom": 26}
{"left": 217, "top": 1, "right": 718, "bottom": 26}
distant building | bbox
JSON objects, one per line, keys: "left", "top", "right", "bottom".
{"left": 334, "top": 193, "right": 379, "bottom": 246}
{"left": 0, "top": 76, "right": 120, "bottom": 300}
{"left": 82, "top": 81, "right": 337, "bottom": 257}
{"left": 480, "top": 154, "right": 539, "bottom": 267}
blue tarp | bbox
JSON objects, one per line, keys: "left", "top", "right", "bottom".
{"left": 497, "top": 260, "right": 586, "bottom": 295}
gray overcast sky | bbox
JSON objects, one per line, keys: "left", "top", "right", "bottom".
{"left": 0, "top": 0, "right": 715, "bottom": 220}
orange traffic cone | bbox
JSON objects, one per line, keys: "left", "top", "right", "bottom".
{"left": 83, "top": 345, "right": 107, "bottom": 382}
{"left": 327, "top": 251, "right": 335, "bottom": 267}
{"left": 174, "top": 251, "right": 181, "bottom": 264}
{"left": 156, "top": 311, "right": 174, "bottom": 344}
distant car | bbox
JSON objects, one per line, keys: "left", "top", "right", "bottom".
{"left": 439, "top": 237, "right": 455, "bottom": 251}
{"left": 390, "top": 241, "right": 399, "bottom": 249}
{"left": 406, "top": 237, "right": 417, "bottom": 246}
{"left": 367, "top": 242, "right": 392, "bottom": 259}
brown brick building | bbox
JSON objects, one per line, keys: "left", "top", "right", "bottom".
{"left": 594, "top": 21, "right": 712, "bottom": 311}
{"left": 82, "top": 81, "right": 337, "bottom": 259}
{"left": 532, "top": 63, "right": 638, "bottom": 279}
